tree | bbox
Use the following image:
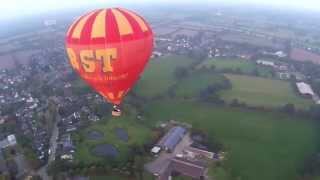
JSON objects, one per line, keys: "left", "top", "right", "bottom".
{"left": 47, "top": 160, "right": 72, "bottom": 175}
{"left": 235, "top": 68, "right": 243, "bottom": 75}
{"left": 133, "top": 155, "right": 145, "bottom": 179}
{"left": 6, "top": 160, "right": 18, "bottom": 177}
{"left": 30, "top": 175, "right": 43, "bottom": 180}
{"left": 302, "top": 153, "right": 320, "bottom": 177}
{"left": 251, "top": 68, "right": 259, "bottom": 76}
{"left": 309, "top": 105, "right": 320, "bottom": 120}
{"left": 230, "top": 99, "right": 240, "bottom": 107}
{"left": 174, "top": 67, "right": 188, "bottom": 79}
{"left": 210, "top": 65, "right": 216, "bottom": 71}
{"left": 282, "top": 103, "right": 295, "bottom": 114}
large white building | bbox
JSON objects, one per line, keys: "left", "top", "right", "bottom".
{"left": 256, "top": 60, "right": 275, "bottom": 67}
{"left": 0, "top": 134, "right": 17, "bottom": 149}
{"left": 296, "top": 82, "right": 315, "bottom": 96}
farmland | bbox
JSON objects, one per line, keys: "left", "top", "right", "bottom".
{"left": 221, "top": 74, "right": 313, "bottom": 109}
{"left": 74, "top": 55, "right": 318, "bottom": 180}
{"left": 133, "top": 55, "right": 196, "bottom": 98}
{"left": 143, "top": 99, "right": 318, "bottom": 180}
{"left": 174, "top": 71, "right": 228, "bottom": 98}
{"left": 197, "top": 58, "right": 274, "bottom": 77}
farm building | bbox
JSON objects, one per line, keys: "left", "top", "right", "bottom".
{"left": 170, "top": 158, "right": 207, "bottom": 179}
{"left": 146, "top": 125, "right": 215, "bottom": 180}
{"left": 296, "top": 82, "right": 315, "bottom": 97}
{"left": 156, "top": 157, "right": 207, "bottom": 180}
{"left": 256, "top": 60, "right": 275, "bottom": 67}
{"left": 157, "top": 126, "right": 187, "bottom": 152}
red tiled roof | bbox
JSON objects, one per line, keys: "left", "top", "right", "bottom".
{"left": 290, "top": 48, "right": 320, "bottom": 64}
{"left": 171, "top": 158, "right": 206, "bottom": 179}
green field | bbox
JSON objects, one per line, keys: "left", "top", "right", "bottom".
{"left": 133, "top": 55, "right": 196, "bottom": 98}
{"left": 73, "top": 116, "right": 151, "bottom": 164}
{"left": 221, "top": 74, "right": 313, "bottom": 109}
{"left": 197, "top": 58, "right": 273, "bottom": 77}
{"left": 174, "top": 71, "right": 227, "bottom": 98}
{"left": 73, "top": 55, "right": 319, "bottom": 180}
{"left": 143, "top": 99, "right": 318, "bottom": 180}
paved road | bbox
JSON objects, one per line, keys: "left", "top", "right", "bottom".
{"left": 145, "top": 133, "right": 192, "bottom": 175}
{"left": 14, "top": 154, "right": 30, "bottom": 179}
{"left": 37, "top": 110, "right": 60, "bottom": 180}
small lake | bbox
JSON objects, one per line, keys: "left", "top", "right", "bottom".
{"left": 87, "top": 131, "right": 104, "bottom": 140}
{"left": 115, "top": 128, "right": 128, "bottom": 142}
{"left": 91, "top": 144, "right": 118, "bottom": 157}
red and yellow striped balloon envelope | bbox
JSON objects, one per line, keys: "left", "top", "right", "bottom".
{"left": 65, "top": 8, "right": 153, "bottom": 105}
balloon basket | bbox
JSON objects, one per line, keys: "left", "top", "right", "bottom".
{"left": 112, "top": 110, "right": 122, "bottom": 117}
{"left": 112, "top": 105, "right": 121, "bottom": 117}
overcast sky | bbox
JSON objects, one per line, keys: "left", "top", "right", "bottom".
{"left": 1, "top": 0, "right": 320, "bottom": 19}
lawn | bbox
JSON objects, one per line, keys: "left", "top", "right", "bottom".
{"left": 174, "top": 71, "right": 227, "bottom": 98}
{"left": 197, "top": 58, "right": 273, "bottom": 77}
{"left": 221, "top": 74, "right": 313, "bottom": 109}
{"left": 73, "top": 116, "right": 151, "bottom": 165}
{"left": 143, "top": 99, "right": 319, "bottom": 180}
{"left": 133, "top": 55, "right": 196, "bottom": 98}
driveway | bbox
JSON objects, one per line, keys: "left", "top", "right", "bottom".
{"left": 145, "top": 133, "right": 192, "bottom": 175}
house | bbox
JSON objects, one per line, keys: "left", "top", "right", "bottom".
{"left": 184, "top": 146, "right": 214, "bottom": 159}
{"left": 170, "top": 158, "right": 207, "bottom": 179}
{"left": 256, "top": 60, "right": 275, "bottom": 67}
{"left": 279, "top": 72, "right": 290, "bottom": 80}
{"left": 296, "top": 82, "right": 315, "bottom": 97}
{"left": 275, "top": 51, "right": 287, "bottom": 58}
{"left": 157, "top": 126, "right": 186, "bottom": 152}
{"left": 157, "top": 158, "right": 207, "bottom": 180}
{"left": 146, "top": 125, "right": 215, "bottom": 180}
{"left": 0, "top": 135, "right": 17, "bottom": 149}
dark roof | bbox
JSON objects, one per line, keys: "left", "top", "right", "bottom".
{"left": 171, "top": 158, "right": 206, "bottom": 179}
{"left": 163, "top": 126, "right": 186, "bottom": 151}
{"left": 158, "top": 157, "right": 207, "bottom": 180}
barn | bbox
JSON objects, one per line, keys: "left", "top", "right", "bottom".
{"left": 158, "top": 126, "right": 186, "bottom": 152}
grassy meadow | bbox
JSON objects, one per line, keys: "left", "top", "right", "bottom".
{"left": 143, "top": 100, "right": 319, "bottom": 180}
{"left": 73, "top": 55, "right": 318, "bottom": 180}
{"left": 174, "top": 71, "right": 227, "bottom": 98}
{"left": 221, "top": 74, "right": 313, "bottom": 109}
{"left": 197, "top": 58, "right": 274, "bottom": 77}
{"left": 133, "top": 55, "right": 196, "bottom": 98}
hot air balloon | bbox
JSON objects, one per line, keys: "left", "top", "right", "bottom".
{"left": 65, "top": 8, "right": 153, "bottom": 116}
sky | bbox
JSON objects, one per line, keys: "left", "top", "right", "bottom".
{"left": 1, "top": 0, "right": 320, "bottom": 19}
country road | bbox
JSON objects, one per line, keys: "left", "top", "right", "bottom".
{"left": 37, "top": 111, "right": 60, "bottom": 180}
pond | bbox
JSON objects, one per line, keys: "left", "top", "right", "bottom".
{"left": 114, "top": 128, "right": 128, "bottom": 142}
{"left": 91, "top": 144, "right": 118, "bottom": 157}
{"left": 87, "top": 130, "right": 104, "bottom": 140}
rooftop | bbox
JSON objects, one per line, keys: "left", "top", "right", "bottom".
{"left": 296, "top": 82, "right": 315, "bottom": 96}
{"left": 158, "top": 126, "right": 186, "bottom": 151}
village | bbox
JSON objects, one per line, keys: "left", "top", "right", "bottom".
{"left": 0, "top": 8, "right": 320, "bottom": 179}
